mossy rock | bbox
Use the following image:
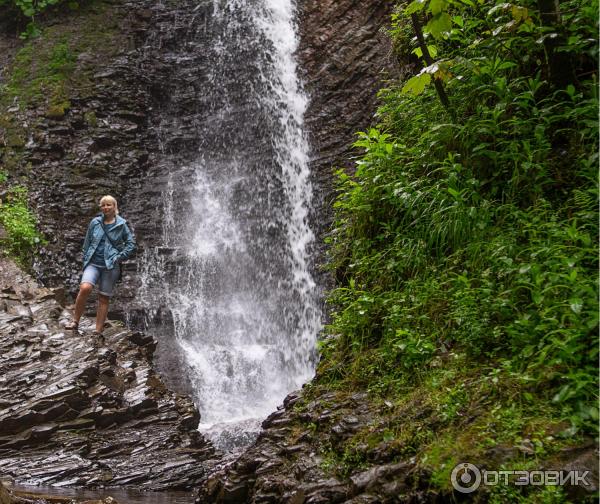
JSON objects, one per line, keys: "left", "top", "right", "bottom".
{"left": 84, "top": 110, "right": 98, "bottom": 127}
{"left": 46, "top": 100, "right": 71, "bottom": 119}
{"left": 5, "top": 131, "right": 25, "bottom": 148}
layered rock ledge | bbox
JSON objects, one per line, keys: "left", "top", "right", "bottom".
{"left": 0, "top": 258, "right": 216, "bottom": 490}
{"left": 197, "top": 385, "right": 598, "bottom": 503}
{"left": 197, "top": 390, "right": 429, "bottom": 504}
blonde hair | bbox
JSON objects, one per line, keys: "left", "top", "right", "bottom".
{"left": 99, "top": 195, "right": 119, "bottom": 215}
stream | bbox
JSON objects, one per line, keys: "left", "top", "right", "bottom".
{"left": 7, "top": 482, "right": 194, "bottom": 504}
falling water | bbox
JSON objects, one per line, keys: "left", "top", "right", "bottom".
{"left": 136, "top": 0, "right": 322, "bottom": 450}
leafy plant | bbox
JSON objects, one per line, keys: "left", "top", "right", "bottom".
{"left": 321, "top": 0, "right": 598, "bottom": 489}
{"left": 0, "top": 187, "right": 46, "bottom": 265}
{"left": 2, "top": 0, "right": 83, "bottom": 38}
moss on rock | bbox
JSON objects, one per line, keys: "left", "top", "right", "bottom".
{"left": 46, "top": 100, "right": 71, "bottom": 118}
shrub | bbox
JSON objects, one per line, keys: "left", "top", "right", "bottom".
{"left": 325, "top": 0, "right": 598, "bottom": 436}
{"left": 0, "top": 186, "right": 46, "bottom": 266}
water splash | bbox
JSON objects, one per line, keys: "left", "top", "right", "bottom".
{"left": 137, "top": 0, "right": 321, "bottom": 450}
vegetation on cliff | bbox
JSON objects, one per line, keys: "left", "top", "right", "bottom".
{"left": 0, "top": 183, "right": 45, "bottom": 265}
{"left": 318, "top": 0, "right": 598, "bottom": 499}
{"left": 0, "top": 14, "right": 81, "bottom": 265}
{"left": 0, "top": 0, "right": 124, "bottom": 267}
{"left": 0, "top": 0, "right": 85, "bottom": 38}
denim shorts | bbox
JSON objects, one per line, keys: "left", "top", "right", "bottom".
{"left": 81, "top": 264, "right": 120, "bottom": 297}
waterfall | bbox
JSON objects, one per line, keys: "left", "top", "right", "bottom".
{"left": 136, "top": 0, "right": 322, "bottom": 450}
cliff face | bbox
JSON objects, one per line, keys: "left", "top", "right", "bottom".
{"left": 298, "top": 0, "right": 396, "bottom": 295}
{"left": 0, "top": 0, "right": 397, "bottom": 497}
{"left": 0, "top": 0, "right": 155, "bottom": 311}
{"left": 299, "top": 0, "right": 395, "bottom": 175}
{"left": 0, "top": 0, "right": 395, "bottom": 315}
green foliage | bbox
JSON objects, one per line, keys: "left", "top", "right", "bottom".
{"left": 0, "top": 186, "right": 45, "bottom": 266}
{"left": 2, "top": 0, "right": 80, "bottom": 38}
{"left": 13, "top": 0, "right": 62, "bottom": 18}
{"left": 2, "top": 38, "right": 76, "bottom": 109}
{"left": 322, "top": 0, "right": 598, "bottom": 484}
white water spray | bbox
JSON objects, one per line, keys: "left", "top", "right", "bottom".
{"left": 137, "top": 0, "right": 321, "bottom": 450}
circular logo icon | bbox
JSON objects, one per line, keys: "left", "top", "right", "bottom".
{"left": 451, "top": 462, "right": 482, "bottom": 493}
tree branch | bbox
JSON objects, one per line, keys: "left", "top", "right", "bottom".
{"left": 411, "top": 13, "right": 456, "bottom": 120}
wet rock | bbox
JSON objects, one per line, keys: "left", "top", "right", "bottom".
{"left": 296, "top": 0, "right": 401, "bottom": 297}
{"left": 0, "top": 258, "right": 216, "bottom": 489}
{"left": 548, "top": 440, "right": 599, "bottom": 499}
{"left": 196, "top": 384, "right": 428, "bottom": 503}
{"left": 350, "top": 463, "right": 410, "bottom": 493}
{"left": 300, "top": 478, "right": 351, "bottom": 504}
{"left": 217, "top": 481, "right": 249, "bottom": 503}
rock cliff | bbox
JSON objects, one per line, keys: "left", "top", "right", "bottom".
{"left": 299, "top": 0, "right": 396, "bottom": 177}
{"left": 0, "top": 0, "right": 396, "bottom": 316}
{"left": 297, "top": 0, "right": 397, "bottom": 295}
{"left": 0, "top": 257, "right": 216, "bottom": 489}
{"left": 197, "top": 390, "right": 432, "bottom": 503}
{"left": 0, "top": 0, "right": 402, "bottom": 498}
{"left": 0, "top": 0, "right": 154, "bottom": 313}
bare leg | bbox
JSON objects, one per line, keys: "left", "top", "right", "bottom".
{"left": 72, "top": 283, "right": 94, "bottom": 324}
{"left": 96, "top": 294, "right": 110, "bottom": 333}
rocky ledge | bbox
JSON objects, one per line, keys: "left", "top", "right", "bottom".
{"left": 197, "top": 390, "right": 429, "bottom": 504}
{"left": 0, "top": 258, "right": 216, "bottom": 490}
{"left": 198, "top": 386, "right": 598, "bottom": 503}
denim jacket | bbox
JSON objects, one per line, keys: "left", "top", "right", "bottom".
{"left": 82, "top": 214, "right": 136, "bottom": 270}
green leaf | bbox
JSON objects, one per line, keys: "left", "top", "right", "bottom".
{"left": 405, "top": 0, "right": 427, "bottom": 15}
{"left": 552, "top": 385, "right": 572, "bottom": 403}
{"left": 511, "top": 5, "right": 529, "bottom": 22}
{"left": 401, "top": 73, "right": 432, "bottom": 96}
{"left": 429, "top": 0, "right": 447, "bottom": 15}
{"left": 412, "top": 46, "right": 438, "bottom": 59}
{"left": 569, "top": 299, "right": 583, "bottom": 314}
{"left": 425, "top": 12, "right": 452, "bottom": 39}
{"left": 497, "top": 61, "right": 517, "bottom": 70}
{"left": 487, "top": 3, "right": 511, "bottom": 16}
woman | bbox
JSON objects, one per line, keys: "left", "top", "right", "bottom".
{"left": 65, "top": 195, "right": 136, "bottom": 336}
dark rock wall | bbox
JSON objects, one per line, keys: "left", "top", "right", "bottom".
{"left": 0, "top": 0, "right": 395, "bottom": 314}
{"left": 197, "top": 391, "right": 431, "bottom": 503}
{"left": 297, "top": 0, "right": 397, "bottom": 296}
{"left": 299, "top": 0, "right": 396, "bottom": 177}
{"left": 0, "top": 1, "right": 156, "bottom": 310}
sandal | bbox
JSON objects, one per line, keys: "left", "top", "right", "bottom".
{"left": 64, "top": 320, "right": 79, "bottom": 331}
{"left": 92, "top": 330, "right": 105, "bottom": 343}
